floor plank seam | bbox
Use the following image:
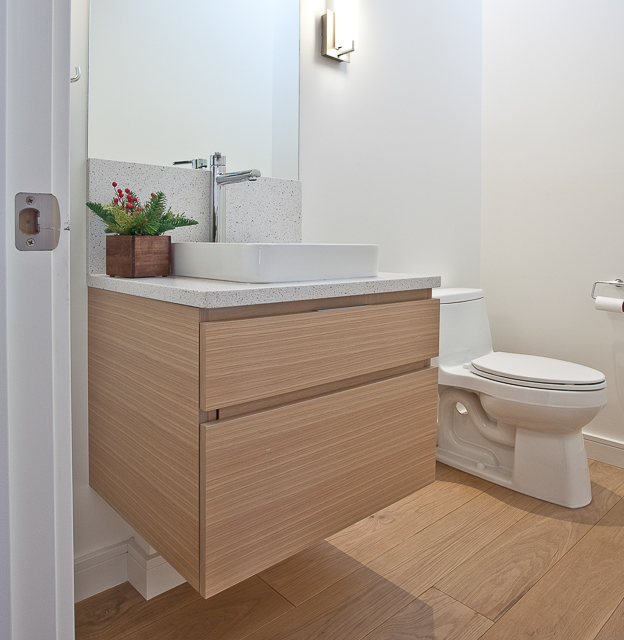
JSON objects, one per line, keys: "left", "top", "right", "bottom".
{"left": 516, "top": 492, "right": 624, "bottom": 603}
{"left": 591, "top": 594, "right": 624, "bottom": 640}
{"left": 346, "top": 485, "right": 493, "bottom": 570}
{"left": 433, "top": 494, "right": 624, "bottom": 627}
{"left": 255, "top": 574, "right": 300, "bottom": 608}
{"left": 114, "top": 598, "right": 201, "bottom": 640}
{"left": 358, "top": 598, "right": 417, "bottom": 640}
{"left": 422, "top": 495, "right": 536, "bottom": 601}
{"left": 74, "top": 583, "right": 204, "bottom": 640}
{"left": 489, "top": 590, "right": 527, "bottom": 623}
{"left": 432, "top": 578, "right": 508, "bottom": 624}
{"left": 480, "top": 497, "right": 624, "bottom": 635}
{"left": 593, "top": 494, "right": 623, "bottom": 525}
{"left": 432, "top": 583, "right": 486, "bottom": 616}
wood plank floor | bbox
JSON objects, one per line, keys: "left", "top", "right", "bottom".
{"left": 76, "top": 459, "right": 624, "bottom": 640}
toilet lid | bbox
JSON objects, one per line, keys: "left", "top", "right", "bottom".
{"left": 470, "top": 352, "right": 606, "bottom": 391}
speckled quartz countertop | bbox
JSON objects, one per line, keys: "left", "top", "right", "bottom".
{"left": 87, "top": 273, "right": 441, "bottom": 309}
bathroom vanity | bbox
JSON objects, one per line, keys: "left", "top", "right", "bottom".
{"left": 87, "top": 273, "right": 440, "bottom": 599}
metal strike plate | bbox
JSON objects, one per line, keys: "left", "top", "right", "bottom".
{"left": 15, "top": 192, "right": 61, "bottom": 251}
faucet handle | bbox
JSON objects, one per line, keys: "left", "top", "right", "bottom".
{"left": 173, "top": 158, "right": 208, "bottom": 169}
{"left": 210, "top": 152, "right": 226, "bottom": 169}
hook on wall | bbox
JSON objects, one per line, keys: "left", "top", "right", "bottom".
{"left": 70, "top": 66, "right": 81, "bottom": 83}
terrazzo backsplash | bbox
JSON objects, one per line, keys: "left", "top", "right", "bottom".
{"left": 87, "top": 158, "right": 302, "bottom": 275}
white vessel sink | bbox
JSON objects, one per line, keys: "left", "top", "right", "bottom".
{"left": 170, "top": 242, "right": 379, "bottom": 283}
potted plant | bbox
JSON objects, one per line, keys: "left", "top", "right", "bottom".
{"left": 87, "top": 182, "right": 198, "bottom": 277}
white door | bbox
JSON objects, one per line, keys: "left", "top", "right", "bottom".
{"left": 0, "top": 0, "right": 74, "bottom": 637}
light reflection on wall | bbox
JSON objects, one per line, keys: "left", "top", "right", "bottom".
{"left": 88, "top": 0, "right": 300, "bottom": 179}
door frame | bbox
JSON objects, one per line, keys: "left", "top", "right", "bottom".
{"left": 0, "top": 0, "right": 74, "bottom": 637}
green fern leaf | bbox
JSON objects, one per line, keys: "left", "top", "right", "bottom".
{"left": 88, "top": 190, "right": 197, "bottom": 236}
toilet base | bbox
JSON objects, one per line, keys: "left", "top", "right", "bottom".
{"left": 436, "top": 446, "right": 514, "bottom": 489}
{"left": 513, "top": 427, "right": 591, "bottom": 508}
{"left": 437, "top": 426, "right": 592, "bottom": 508}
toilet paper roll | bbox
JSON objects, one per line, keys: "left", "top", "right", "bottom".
{"left": 595, "top": 296, "right": 624, "bottom": 313}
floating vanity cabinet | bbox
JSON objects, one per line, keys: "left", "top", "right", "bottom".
{"left": 88, "top": 287, "right": 440, "bottom": 598}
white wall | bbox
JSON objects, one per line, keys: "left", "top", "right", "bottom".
{"left": 71, "top": 0, "right": 134, "bottom": 563}
{"left": 272, "top": 0, "right": 301, "bottom": 179}
{"left": 481, "top": 0, "right": 624, "bottom": 451}
{"left": 299, "top": 0, "right": 482, "bottom": 285}
{"left": 89, "top": 0, "right": 299, "bottom": 180}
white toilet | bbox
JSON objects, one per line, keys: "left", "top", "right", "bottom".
{"left": 433, "top": 288, "right": 607, "bottom": 508}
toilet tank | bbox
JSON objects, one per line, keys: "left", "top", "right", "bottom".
{"left": 432, "top": 288, "right": 493, "bottom": 367}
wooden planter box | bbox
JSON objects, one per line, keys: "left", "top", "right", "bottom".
{"left": 106, "top": 235, "right": 171, "bottom": 278}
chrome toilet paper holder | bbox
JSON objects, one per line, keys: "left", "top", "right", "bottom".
{"left": 591, "top": 279, "right": 624, "bottom": 299}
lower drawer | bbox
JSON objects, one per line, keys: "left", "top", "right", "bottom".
{"left": 200, "top": 366, "right": 438, "bottom": 598}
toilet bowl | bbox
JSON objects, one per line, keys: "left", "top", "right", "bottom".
{"left": 433, "top": 288, "right": 607, "bottom": 508}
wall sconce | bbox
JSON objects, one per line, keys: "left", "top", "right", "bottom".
{"left": 321, "top": 9, "right": 355, "bottom": 62}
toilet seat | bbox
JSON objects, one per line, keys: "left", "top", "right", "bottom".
{"left": 470, "top": 352, "right": 606, "bottom": 391}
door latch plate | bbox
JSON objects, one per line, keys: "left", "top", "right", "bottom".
{"left": 15, "top": 192, "right": 61, "bottom": 251}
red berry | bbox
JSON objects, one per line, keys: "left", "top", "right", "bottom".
{"left": 125, "top": 188, "right": 130, "bottom": 194}
{"left": 112, "top": 182, "right": 117, "bottom": 187}
{"left": 127, "top": 203, "right": 134, "bottom": 209}
{"left": 114, "top": 198, "right": 119, "bottom": 204}
{"left": 118, "top": 189, "right": 123, "bottom": 195}
{"left": 151, "top": 193, "right": 155, "bottom": 198}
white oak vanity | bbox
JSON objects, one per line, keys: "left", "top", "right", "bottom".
{"left": 88, "top": 274, "right": 440, "bottom": 599}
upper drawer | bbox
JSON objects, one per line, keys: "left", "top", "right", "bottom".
{"left": 200, "top": 298, "right": 439, "bottom": 411}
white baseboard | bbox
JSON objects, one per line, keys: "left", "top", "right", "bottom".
{"left": 126, "top": 538, "right": 186, "bottom": 600}
{"left": 74, "top": 540, "right": 129, "bottom": 603}
{"left": 74, "top": 538, "right": 186, "bottom": 603}
{"left": 585, "top": 434, "right": 624, "bottom": 469}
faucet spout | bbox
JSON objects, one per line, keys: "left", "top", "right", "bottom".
{"left": 210, "top": 152, "right": 261, "bottom": 243}
{"left": 216, "top": 169, "right": 261, "bottom": 186}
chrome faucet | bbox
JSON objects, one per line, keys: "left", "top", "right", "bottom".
{"left": 210, "top": 152, "right": 260, "bottom": 243}
{"left": 173, "top": 153, "right": 260, "bottom": 242}
{"left": 173, "top": 158, "right": 208, "bottom": 169}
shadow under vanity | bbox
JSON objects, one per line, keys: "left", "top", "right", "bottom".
{"left": 86, "top": 159, "right": 441, "bottom": 599}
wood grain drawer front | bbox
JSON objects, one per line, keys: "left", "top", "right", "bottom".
{"left": 201, "top": 367, "right": 438, "bottom": 598}
{"left": 200, "top": 298, "right": 439, "bottom": 411}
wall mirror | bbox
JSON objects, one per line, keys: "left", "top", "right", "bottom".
{"left": 88, "top": 0, "right": 300, "bottom": 180}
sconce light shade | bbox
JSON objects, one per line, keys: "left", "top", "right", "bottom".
{"left": 321, "top": 9, "right": 355, "bottom": 62}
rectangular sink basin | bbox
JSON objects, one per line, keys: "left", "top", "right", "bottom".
{"left": 170, "top": 242, "right": 379, "bottom": 283}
